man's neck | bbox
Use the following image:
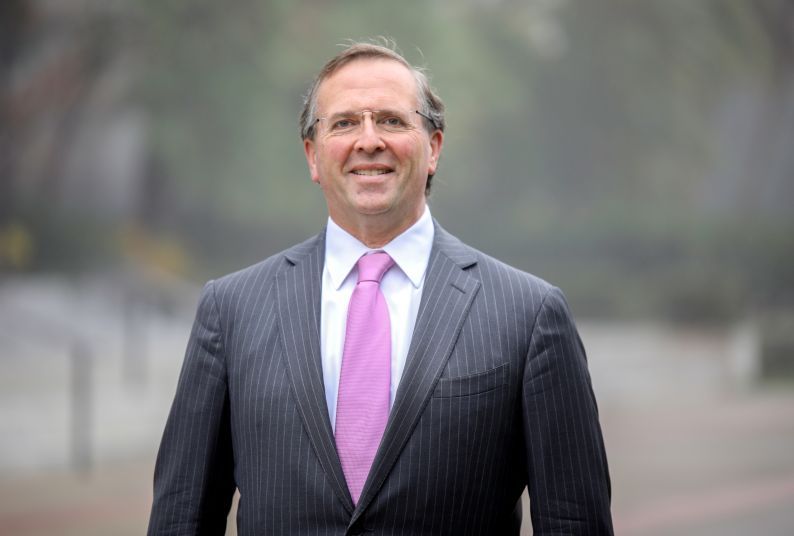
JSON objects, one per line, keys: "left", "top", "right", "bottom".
{"left": 330, "top": 206, "right": 425, "bottom": 249}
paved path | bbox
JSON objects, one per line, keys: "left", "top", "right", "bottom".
{"left": 1, "top": 278, "right": 792, "bottom": 534}
{"left": 1, "top": 389, "right": 792, "bottom": 535}
{"left": 603, "top": 389, "right": 794, "bottom": 536}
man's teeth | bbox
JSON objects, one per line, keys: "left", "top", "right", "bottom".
{"left": 352, "top": 169, "right": 391, "bottom": 175}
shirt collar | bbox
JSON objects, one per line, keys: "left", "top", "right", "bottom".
{"left": 325, "top": 205, "right": 435, "bottom": 290}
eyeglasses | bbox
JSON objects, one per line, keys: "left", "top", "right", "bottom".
{"left": 314, "top": 109, "right": 438, "bottom": 137}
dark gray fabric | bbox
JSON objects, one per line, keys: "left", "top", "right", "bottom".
{"left": 148, "top": 222, "right": 613, "bottom": 535}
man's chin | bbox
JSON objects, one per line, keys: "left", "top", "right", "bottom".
{"left": 349, "top": 193, "right": 395, "bottom": 216}
{"left": 352, "top": 204, "right": 392, "bottom": 217}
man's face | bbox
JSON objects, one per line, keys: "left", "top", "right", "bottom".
{"left": 304, "top": 58, "right": 443, "bottom": 237}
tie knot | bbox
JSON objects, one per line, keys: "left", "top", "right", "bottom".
{"left": 356, "top": 252, "right": 394, "bottom": 283}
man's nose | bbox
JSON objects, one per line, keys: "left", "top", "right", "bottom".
{"left": 353, "top": 115, "right": 386, "bottom": 153}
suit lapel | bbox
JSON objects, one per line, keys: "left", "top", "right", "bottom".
{"left": 352, "top": 224, "right": 480, "bottom": 521}
{"left": 276, "top": 232, "right": 355, "bottom": 514}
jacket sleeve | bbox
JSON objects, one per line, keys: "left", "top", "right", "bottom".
{"left": 522, "top": 286, "right": 613, "bottom": 535}
{"left": 148, "top": 280, "right": 236, "bottom": 535}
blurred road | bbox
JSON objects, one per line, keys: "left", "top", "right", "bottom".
{"left": 604, "top": 389, "right": 794, "bottom": 535}
{"left": 1, "top": 278, "right": 792, "bottom": 535}
{"left": 1, "top": 389, "right": 792, "bottom": 536}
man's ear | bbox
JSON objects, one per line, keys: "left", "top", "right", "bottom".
{"left": 304, "top": 138, "right": 320, "bottom": 184}
{"left": 427, "top": 130, "right": 443, "bottom": 176}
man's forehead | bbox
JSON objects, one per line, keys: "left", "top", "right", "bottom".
{"left": 316, "top": 58, "right": 419, "bottom": 112}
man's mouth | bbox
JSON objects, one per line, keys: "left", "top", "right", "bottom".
{"left": 351, "top": 168, "right": 393, "bottom": 176}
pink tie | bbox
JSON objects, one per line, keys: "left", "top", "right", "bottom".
{"left": 335, "top": 252, "right": 394, "bottom": 505}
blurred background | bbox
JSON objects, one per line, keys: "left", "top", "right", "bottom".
{"left": 2, "top": 0, "right": 793, "bottom": 534}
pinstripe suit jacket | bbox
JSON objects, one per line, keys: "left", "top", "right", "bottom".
{"left": 148, "top": 222, "right": 613, "bottom": 535}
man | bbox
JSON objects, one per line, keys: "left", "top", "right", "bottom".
{"left": 148, "top": 42, "right": 613, "bottom": 535}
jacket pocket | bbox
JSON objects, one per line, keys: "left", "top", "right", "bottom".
{"left": 432, "top": 362, "right": 510, "bottom": 398}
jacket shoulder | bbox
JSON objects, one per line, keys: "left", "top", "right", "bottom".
{"left": 477, "top": 247, "right": 552, "bottom": 293}
{"left": 209, "top": 232, "right": 322, "bottom": 300}
{"left": 436, "top": 225, "right": 555, "bottom": 297}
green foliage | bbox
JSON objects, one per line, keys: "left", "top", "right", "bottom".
{"left": 123, "top": 0, "right": 794, "bottom": 317}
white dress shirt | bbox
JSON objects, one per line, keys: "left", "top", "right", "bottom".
{"left": 321, "top": 206, "right": 434, "bottom": 431}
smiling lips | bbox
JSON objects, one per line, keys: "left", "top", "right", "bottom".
{"left": 350, "top": 166, "right": 394, "bottom": 176}
{"left": 352, "top": 169, "right": 392, "bottom": 176}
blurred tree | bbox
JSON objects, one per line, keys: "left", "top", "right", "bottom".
{"left": 4, "top": 0, "right": 793, "bottom": 319}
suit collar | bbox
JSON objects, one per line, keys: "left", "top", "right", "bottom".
{"left": 429, "top": 219, "right": 478, "bottom": 270}
{"left": 283, "top": 230, "right": 325, "bottom": 266}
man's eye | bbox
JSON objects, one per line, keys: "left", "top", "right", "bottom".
{"left": 332, "top": 119, "right": 355, "bottom": 130}
{"left": 381, "top": 116, "right": 404, "bottom": 127}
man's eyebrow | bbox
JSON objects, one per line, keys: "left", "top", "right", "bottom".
{"left": 325, "top": 108, "right": 406, "bottom": 119}
{"left": 325, "top": 110, "right": 357, "bottom": 120}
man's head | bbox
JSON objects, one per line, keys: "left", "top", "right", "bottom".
{"left": 300, "top": 43, "right": 446, "bottom": 177}
{"left": 301, "top": 42, "right": 445, "bottom": 243}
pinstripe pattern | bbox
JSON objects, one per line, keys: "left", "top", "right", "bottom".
{"left": 148, "top": 223, "right": 613, "bottom": 535}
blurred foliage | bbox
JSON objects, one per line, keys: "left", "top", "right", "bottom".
{"left": 4, "top": 0, "right": 794, "bottom": 321}
{"left": 0, "top": 223, "right": 34, "bottom": 270}
{"left": 760, "top": 310, "right": 794, "bottom": 380}
{"left": 119, "top": 225, "right": 188, "bottom": 277}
